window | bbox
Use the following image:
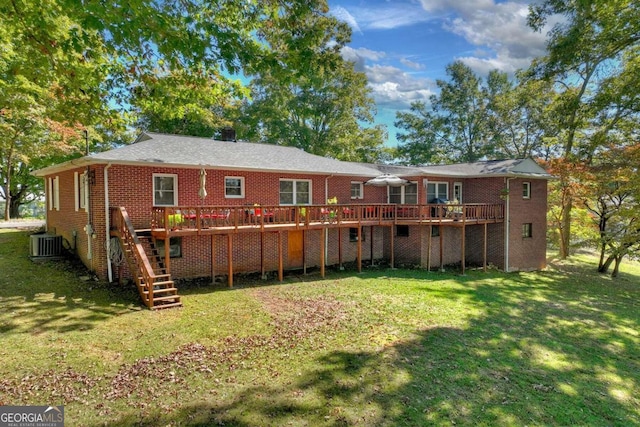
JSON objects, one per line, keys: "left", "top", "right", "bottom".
{"left": 75, "top": 172, "right": 89, "bottom": 211}
{"left": 522, "top": 223, "right": 532, "bottom": 238}
{"left": 153, "top": 174, "right": 178, "bottom": 206}
{"left": 396, "top": 225, "right": 409, "bottom": 237}
{"left": 49, "top": 176, "right": 59, "bottom": 211}
{"left": 279, "top": 179, "right": 311, "bottom": 205}
{"left": 453, "top": 182, "right": 463, "bottom": 203}
{"left": 79, "top": 173, "right": 88, "bottom": 209}
{"left": 351, "top": 182, "right": 364, "bottom": 199}
{"left": 225, "top": 176, "right": 244, "bottom": 198}
{"left": 523, "top": 182, "right": 531, "bottom": 199}
{"left": 389, "top": 182, "right": 418, "bottom": 204}
{"left": 155, "top": 237, "right": 182, "bottom": 258}
{"left": 349, "top": 227, "right": 365, "bottom": 242}
{"left": 427, "top": 181, "right": 449, "bottom": 203}
{"left": 431, "top": 226, "right": 440, "bottom": 237}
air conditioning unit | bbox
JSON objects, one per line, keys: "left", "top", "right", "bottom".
{"left": 30, "top": 234, "right": 63, "bottom": 257}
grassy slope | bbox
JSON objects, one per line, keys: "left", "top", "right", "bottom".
{"left": 1, "top": 229, "right": 638, "bottom": 426}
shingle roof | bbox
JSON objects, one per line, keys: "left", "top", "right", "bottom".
{"left": 416, "top": 159, "right": 552, "bottom": 179}
{"left": 32, "top": 132, "right": 552, "bottom": 180}
{"left": 35, "top": 132, "right": 382, "bottom": 177}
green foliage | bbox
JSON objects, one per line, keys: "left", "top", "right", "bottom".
{"left": 238, "top": 5, "right": 386, "bottom": 162}
{"left": 395, "top": 61, "right": 494, "bottom": 164}
{"left": 2, "top": 0, "right": 367, "bottom": 216}
{"left": 527, "top": 0, "right": 640, "bottom": 258}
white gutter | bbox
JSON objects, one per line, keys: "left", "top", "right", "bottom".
{"left": 104, "top": 163, "right": 113, "bottom": 282}
{"left": 504, "top": 177, "right": 515, "bottom": 272}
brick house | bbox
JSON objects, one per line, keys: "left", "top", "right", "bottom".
{"left": 33, "top": 132, "right": 551, "bottom": 309}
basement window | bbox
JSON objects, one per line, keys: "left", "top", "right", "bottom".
{"left": 349, "top": 227, "right": 365, "bottom": 242}
{"left": 396, "top": 225, "right": 409, "bottom": 237}
{"left": 155, "top": 237, "right": 182, "bottom": 258}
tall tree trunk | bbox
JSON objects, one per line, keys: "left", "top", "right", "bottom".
{"left": 559, "top": 194, "right": 572, "bottom": 258}
{"left": 9, "top": 197, "right": 20, "bottom": 219}
{"left": 611, "top": 255, "right": 623, "bottom": 278}
{"left": 598, "top": 254, "right": 615, "bottom": 274}
{"left": 2, "top": 182, "right": 10, "bottom": 221}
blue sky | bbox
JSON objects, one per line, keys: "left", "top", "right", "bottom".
{"left": 326, "top": 0, "right": 553, "bottom": 147}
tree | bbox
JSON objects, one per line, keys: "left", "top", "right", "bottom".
{"left": 528, "top": 0, "right": 640, "bottom": 258}
{"left": 581, "top": 145, "right": 640, "bottom": 277}
{"left": 395, "top": 61, "right": 492, "bottom": 165}
{"left": 238, "top": 6, "right": 386, "bottom": 162}
{"left": 1, "top": 0, "right": 344, "bottom": 218}
{"left": 485, "top": 71, "right": 557, "bottom": 160}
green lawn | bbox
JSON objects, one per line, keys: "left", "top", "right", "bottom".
{"left": 1, "top": 229, "right": 639, "bottom": 426}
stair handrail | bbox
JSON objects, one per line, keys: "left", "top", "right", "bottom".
{"left": 112, "top": 207, "right": 158, "bottom": 307}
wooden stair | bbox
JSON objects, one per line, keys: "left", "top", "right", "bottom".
{"left": 111, "top": 207, "right": 182, "bottom": 310}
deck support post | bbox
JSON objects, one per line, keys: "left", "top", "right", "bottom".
{"left": 439, "top": 227, "right": 444, "bottom": 271}
{"left": 483, "top": 223, "right": 488, "bottom": 272}
{"left": 260, "top": 232, "right": 266, "bottom": 279}
{"left": 210, "top": 235, "right": 215, "bottom": 284}
{"left": 164, "top": 237, "right": 171, "bottom": 275}
{"left": 278, "top": 232, "right": 283, "bottom": 282}
{"left": 427, "top": 226, "right": 432, "bottom": 271}
{"left": 461, "top": 224, "right": 466, "bottom": 275}
{"left": 390, "top": 225, "right": 395, "bottom": 269}
{"left": 357, "top": 226, "right": 362, "bottom": 272}
{"left": 303, "top": 229, "right": 307, "bottom": 275}
{"left": 320, "top": 229, "right": 325, "bottom": 278}
{"left": 338, "top": 227, "right": 343, "bottom": 269}
{"left": 370, "top": 226, "right": 374, "bottom": 265}
{"left": 227, "top": 233, "right": 233, "bottom": 288}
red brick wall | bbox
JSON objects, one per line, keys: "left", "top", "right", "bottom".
{"left": 44, "top": 165, "right": 108, "bottom": 276}
{"left": 42, "top": 164, "right": 548, "bottom": 280}
{"left": 506, "top": 178, "right": 548, "bottom": 271}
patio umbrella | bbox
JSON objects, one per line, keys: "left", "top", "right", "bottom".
{"left": 365, "top": 173, "right": 409, "bottom": 187}
{"left": 198, "top": 168, "right": 207, "bottom": 199}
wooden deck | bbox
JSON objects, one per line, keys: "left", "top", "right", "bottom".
{"left": 110, "top": 203, "right": 505, "bottom": 307}
{"left": 150, "top": 203, "right": 504, "bottom": 237}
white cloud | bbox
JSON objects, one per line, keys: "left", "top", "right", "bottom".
{"left": 338, "top": 3, "right": 436, "bottom": 31}
{"left": 331, "top": 6, "right": 361, "bottom": 33}
{"left": 341, "top": 46, "right": 386, "bottom": 72}
{"left": 366, "top": 65, "right": 435, "bottom": 108}
{"left": 400, "top": 58, "right": 426, "bottom": 70}
{"left": 419, "top": 0, "right": 550, "bottom": 75}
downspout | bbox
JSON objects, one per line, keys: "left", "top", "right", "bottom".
{"left": 324, "top": 175, "right": 334, "bottom": 265}
{"left": 104, "top": 163, "right": 113, "bottom": 282}
{"left": 504, "top": 177, "right": 515, "bottom": 272}
{"left": 84, "top": 131, "right": 94, "bottom": 270}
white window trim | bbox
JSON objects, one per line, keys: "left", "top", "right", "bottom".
{"left": 48, "top": 176, "right": 60, "bottom": 211}
{"left": 279, "top": 179, "right": 312, "bottom": 205}
{"left": 523, "top": 182, "right": 531, "bottom": 199}
{"left": 350, "top": 181, "right": 364, "bottom": 200}
{"left": 388, "top": 181, "right": 418, "bottom": 204}
{"left": 153, "top": 173, "right": 178, "bottom": 206}
{"left": 425, "top": 181, "right": 449, "bottom": 203}
{"left": 80, "top": 172, "right": 88, "bottom": 210}
{"left": 48, "top": 178, "right": 53, "bottom": 210}
{"left": 224, "top": 176, "right": 245, "bottom": 199}
{"left": 74, "top": 172, "right": 79, "bottom": 211}
{"left": 453, "top": 182, "right": 463, "bottom": 203}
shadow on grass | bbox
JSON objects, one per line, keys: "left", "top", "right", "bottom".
{"left": 100, "top": 266, "right": 639, "bottom": 426}
{"left": 0, "top": 230, "right": 140, "bottom": 335}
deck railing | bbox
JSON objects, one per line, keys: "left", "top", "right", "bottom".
{"left": 150, "top": 203, "right": 504, "bottom": 233}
